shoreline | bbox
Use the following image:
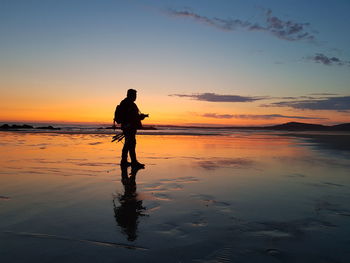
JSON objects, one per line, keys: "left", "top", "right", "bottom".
{"left": 1, "top": 121, "right": 350, "bottom": 132}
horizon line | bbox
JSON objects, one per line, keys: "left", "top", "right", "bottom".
{"left": 0, "top": 120, "right": 348, "bottom": 128}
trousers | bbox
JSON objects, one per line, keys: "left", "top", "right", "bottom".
{"left": 121, "top": 128, "right": 137, "bottom": 162}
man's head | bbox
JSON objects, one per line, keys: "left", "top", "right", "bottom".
{"left": 127, "top": 89, "right": 137, "bottom": 101}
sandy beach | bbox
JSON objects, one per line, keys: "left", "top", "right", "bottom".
{"left": 0, "top": 131, "right": 350, "bottom": 262}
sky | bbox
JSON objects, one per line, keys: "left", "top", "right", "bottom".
{"left": 0, "top": 0, "right": 349, "bottom": 126}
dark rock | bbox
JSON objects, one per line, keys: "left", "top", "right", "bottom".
{"left": 141, "top": 126, "right": 157, "bottom": 130}
{"left": 1, "top": 124, "right": 33, "bottom": 129}
{"left": 22, "top": 124, "right": 34, "bottom": 129}
{"left": 36, "top": 126, "right": 60, "bottom": 130}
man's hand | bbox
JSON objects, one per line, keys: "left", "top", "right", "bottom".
{"left": 140, "top": 113, "right": 149, "bottom": 120}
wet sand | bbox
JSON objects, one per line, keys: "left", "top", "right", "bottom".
{"left": 1, "top": 131, "right": 350, "bottom": 262}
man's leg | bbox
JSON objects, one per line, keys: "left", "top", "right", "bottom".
{"left": 121, "top": 130, "right": 131, "bottom": 166}
{"left": 128, "top": 130, "right": 144, "bottom": 168}
{"left": 128, "top": 131, "right": 137, "bottom": 163}
{"left": 121, "top": 144, "right": 129, "bottom": 165}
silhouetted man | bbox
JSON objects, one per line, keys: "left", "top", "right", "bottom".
{"left": 118, "top": 89, "right": 148, "bottom": 168}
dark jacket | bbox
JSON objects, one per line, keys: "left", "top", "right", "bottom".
{"left": 120, "top": 98, "right": 142, "bottom": 129}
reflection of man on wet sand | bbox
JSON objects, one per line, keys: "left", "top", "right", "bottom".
{"left": 113, "top": 165, "right": 147, "bottom": 242}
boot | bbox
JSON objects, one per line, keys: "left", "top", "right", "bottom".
{"left": 130, "top": 147, "right": 144, "bottom": 168}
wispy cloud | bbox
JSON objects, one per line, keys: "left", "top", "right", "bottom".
{"left": 278, "top": 96, "right": 319, "bottom": 100}
{"left": 172, "top": 92, "right": 349, "bottom": 112}
{"left": 263, "top": 96, "right": 350, "bottom": 111}
{"left": 202, "top": 113, "right": 326, "bottom": 120}
{"left": 166, "top": 8, "right": 315, "bottom": 42}
{"left": 202, "top": 113, "right": 235, "bottom": 119}
{"left": 308, "top": 93, "right": 339, "bottom": 96}
{"left": 170, "top": 93, "right": 267, "bottom": 102}
{"left": 264, "top": 9, "right": 315, "bottom": 41}
{"left": 306, "top": 53, "right": 350, "bottom": 66}
{"left": 166, "top": 9, "right": 250, "bottom": 31}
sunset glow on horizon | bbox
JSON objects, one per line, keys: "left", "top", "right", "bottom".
{"left": 1, "top": 0, "right": 349, "bottom": 126}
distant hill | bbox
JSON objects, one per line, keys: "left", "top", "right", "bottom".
{"left": 331, "top": 123, "right": 350, "bottom": 131}
{"left": 156, "top": 122, "right": 350, "bottom": 131}
{"left": 265, "top": 122, "right": 350, "bottom": 131}
{"left": 265, "top": 122, "right": 327, "bottom": 130}
{"left": 157, "top": 122, "right": 350, "bottom": 131}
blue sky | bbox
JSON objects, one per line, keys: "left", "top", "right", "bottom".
{"left": 0, "top": 0, "right": 349, "bottom": 124}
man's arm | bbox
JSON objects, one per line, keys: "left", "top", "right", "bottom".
{"left": 139, "top": 113, "right": 149, "bottom": 120}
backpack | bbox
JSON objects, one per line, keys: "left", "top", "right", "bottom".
{"left": 114, "top": 104, "right": 125, "bottom": 124}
